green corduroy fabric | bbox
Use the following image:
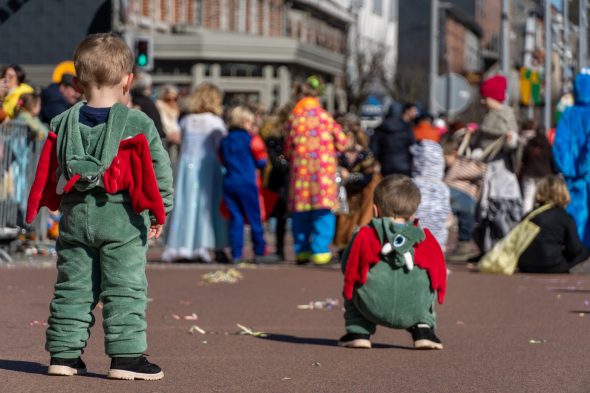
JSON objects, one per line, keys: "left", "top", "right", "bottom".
{"left": 46, "top": 104, "right": 173, "bottom": 358}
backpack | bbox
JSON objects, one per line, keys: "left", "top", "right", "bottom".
{"left": 477, "top": 204, "right": 553, "bottom": 275}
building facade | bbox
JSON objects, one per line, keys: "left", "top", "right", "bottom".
{"left": 117, "top": 0, "right": 352, "bottom": 111}
{"left": 398, "top": 0, "right": 481, "bottom": 108}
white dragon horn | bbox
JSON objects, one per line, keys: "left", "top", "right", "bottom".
{"left": 403, "top": 252, "right": 414, "bottom": 271}
{"left": 381, "top": 242, "right": 393, "bottom": 255}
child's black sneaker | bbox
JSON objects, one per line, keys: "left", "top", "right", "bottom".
{"left": 48, "top": 357, "right": 87, "bottom": 376}
{"left": 107, "top": 355, "right": 164, "bottom": 380}
{"left": 337, "top": 333, "right": 372, "bottom": 349}
{"left": 408, "top": 325, "right": 443, "bottom": 350}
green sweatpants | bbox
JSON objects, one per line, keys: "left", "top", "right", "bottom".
{"left": 46, "top": 191, "right": 149, "bottom": 359}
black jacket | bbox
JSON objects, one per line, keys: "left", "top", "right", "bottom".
{"left": 132, "top": 93, "right": 165, "bottom": 138}
{"left": 370, "top": 104, "right": 415, "bottom": 177}
{"left": 40, "top": 83, "right": 71, "bottom": 124}
{"left": 518, "top": 207, "right": 590, "bottom": 273}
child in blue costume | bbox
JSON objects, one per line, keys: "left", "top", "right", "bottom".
{"left": 219, "top": 106, "right": 278, "bottom": 263}
{"left": 338, "top": 175, "right": 447, "bottom": 349}
{"left": 554, "top": 70, "right": 590, "bottom": 247}
{"left": 35, "top": 34, "right": 173, "bottom": 380}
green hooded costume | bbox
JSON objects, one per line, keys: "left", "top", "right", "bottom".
{"left": 342, "top": 218, "right": 437, "bottom": 336}
{"left": 45, "top": 102, "right": 173, "bottom": 359}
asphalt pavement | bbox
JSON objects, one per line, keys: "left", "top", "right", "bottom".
{"left": 0, "top": 261, "right": 589, "bottom": 393}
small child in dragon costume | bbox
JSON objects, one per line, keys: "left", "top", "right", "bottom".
{"left": 339, "top": 175, "right": 447, "bottom": 349}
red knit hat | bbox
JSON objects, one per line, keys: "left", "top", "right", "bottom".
{"left": 480, "top": 75, "right": 507, "bottom": 102}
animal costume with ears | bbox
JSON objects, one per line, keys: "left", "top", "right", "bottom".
{"left": 341, "top": 218, "right": 446, "bottom": 336}
{"left": 27, "top": 102, "right": 173, "bottom": 359}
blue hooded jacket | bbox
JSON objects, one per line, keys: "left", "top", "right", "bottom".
{"left": 553, "top": 71, "right": 590, "bottom": 246}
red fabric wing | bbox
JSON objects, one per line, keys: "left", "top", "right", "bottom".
{"left": 414, "top": 228, "right": 447, "bottom": 304}
{"left": 342, "top": 226, "right": 382, "bottom": 300}
{"left": 26, "top": 132, "right": 61, "bottom": 224}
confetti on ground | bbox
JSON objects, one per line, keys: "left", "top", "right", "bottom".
{"left": 236, "top": 323, "right": 268, "bottom": 337}
{"left": 188, "top": 325, "right": 207, "bottom": 335}
{"left": 236, "top": 262, "right": 257, "bottom": 269}
{"left": 171, "top": 314, "right": 181, "bottom": 320}
{"left": 584, "top": 300, "right": 589, "bottom": 306}
{"left": 556, "top": 295, "right": 561, "bottom": 299}
{"left": 282, "top": 377, "right": 292, "bottom": 381}
{"left": 180, "top": 300, "right": 191, "bottom": 306}
{"left": 201, "top": 268, "right": 244, "bottom": 284}
{"left": 580, "top": 313, "right": 586, "bottom": 317}
{"left": 29, "top": 320, "right": 47, "bottom": 327}
{"left": 201, "top": 340, "right": 208, "bottom": 344}
{"left": 456, "top": 321, "right": 465, "bottom": 326}
{"left": 183, "top": 313, "right": 198, "bottom": 320}
{"left": 529, "top": 339, "right": 548, "bottom": 344}
{"left": 147, "top": 298, "right": 154, "bottom": 302}
{"left": 297, "top": 298, "right": 339, "bottom": 310}
{"left": 312, "top": 362, "right": 322, "bottom": 367}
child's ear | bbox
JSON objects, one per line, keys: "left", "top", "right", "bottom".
{"left": 373, "top": 204, "right": 380, "bottom": 218}
{"left": 72, "top": 77, "right": 83, "bottom": 94}
{"left": 123, "top": 73, "right": 135, "bottom": 95}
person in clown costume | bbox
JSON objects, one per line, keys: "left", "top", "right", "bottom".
{"left": 553, "top": 69, "right": 590, "bottom": 248}
{"left": 285, "top": 77, "right": 347, "bottom": 265}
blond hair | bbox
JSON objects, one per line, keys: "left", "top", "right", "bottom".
{"left": 535, "top": 175, "right": 570, "bottom": 208}
{"left": 74, "top": 33, "right": 133, "bottom": 91}
{"left": 373, "top": 175, "right": 421, "bottom": 220}
{"left": 228, "top": 105, "right": 255, "bottom": 129}
{"left": 184, "top": 82, "right": 223, "bottom": 115}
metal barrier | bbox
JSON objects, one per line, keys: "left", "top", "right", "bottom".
{"left": 0, "top": 121, "right": 48, "bottom": 262}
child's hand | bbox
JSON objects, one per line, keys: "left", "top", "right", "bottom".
{"left": 148, "top": 224, "right": 163, "bottom": 239}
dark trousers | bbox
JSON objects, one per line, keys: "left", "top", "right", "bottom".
{"left": 223, "top": 183, "right": 265, "bottom": 259}
{"left": 450, "top": 188, "right": 476, "bottom": 241}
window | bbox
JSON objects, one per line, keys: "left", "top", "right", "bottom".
{"left": 195, "top": 0, "right": 203, "bottom": 25}
{"left": 373, "top": 0, "right": 382, "bottom": 16}
{"left": 389, "top": 0, "right": 397, "bottom": 22}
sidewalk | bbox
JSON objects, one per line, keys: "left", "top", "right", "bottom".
{"left": 0, "top": 263, "right": 588, "bottom": 392}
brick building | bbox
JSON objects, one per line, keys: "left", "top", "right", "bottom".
{"left": 117, "top": 0, "right": 352, "bottom": 111}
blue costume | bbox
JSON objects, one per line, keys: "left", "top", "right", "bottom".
{"left": 553, "top": 71, "right": 590, "bottom": 247}
{"left": 219, "top": 128, "right": 267, "bottom": 259}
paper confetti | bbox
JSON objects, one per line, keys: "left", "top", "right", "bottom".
{"left": 236, "top": 323, "right": 268, "bottom": 337}
{"left": 580, "top": 313, "right": 586, "bottom": 317}
{"left": 202, "top": 268, "right": 243, "bottom": 284}
{"left": 312, "top": 362, "right": 322, "bottom": 367}
{"left": 456, "top": 321, "right": 465, "bottom": 326}
{"left": 529, "top": 339, "right": 547, "bottom": 344}
{"left": 29, "top": 320, "right": 47, "bottom": 327}
{"left": 183, "top": 313, "right": 198, "bottom": 320}
{"left": 180, "top": 300, "right": 191, "bottom": 306}
{"left": 282, "top": 377, "right": 292, "bottom": 381}
{"left": 297, "top": 298, "right": 339, "bottom": 310}
{"left": 188, "top": 325, "right": 207, "bottom": 335}
{"left": 584, "top": 300, "right": 589, "bottom": 307}
{"left": 171, "top": 314, "right": 181, "bottom": 320}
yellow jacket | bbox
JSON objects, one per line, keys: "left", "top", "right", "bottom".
{"left": 2, "top": 83, "right": 34, "bottom": 118}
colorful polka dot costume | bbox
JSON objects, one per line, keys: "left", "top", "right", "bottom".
{"left": 285, "top": 97, "right": 347, "bottom": 212}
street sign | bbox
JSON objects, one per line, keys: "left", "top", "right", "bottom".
{"left": 433, "top": 73, "right": 473, "bottom": 116}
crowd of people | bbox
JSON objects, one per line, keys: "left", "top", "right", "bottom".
{"left": 4, "top": 33, "right": 590, "bottom": 381}
{"left": 3, "top": 60, "right": 590, "bottom": 275}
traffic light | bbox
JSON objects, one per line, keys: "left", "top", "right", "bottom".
{"left": 133, "top": 37, "right": 153, "bottom": 71}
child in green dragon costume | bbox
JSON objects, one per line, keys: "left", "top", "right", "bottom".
{"left": 339, "top": 175, "right": 447, "bottom": 349}
{"left": 27, "top": 34, "right": 173, "bottom": 380}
